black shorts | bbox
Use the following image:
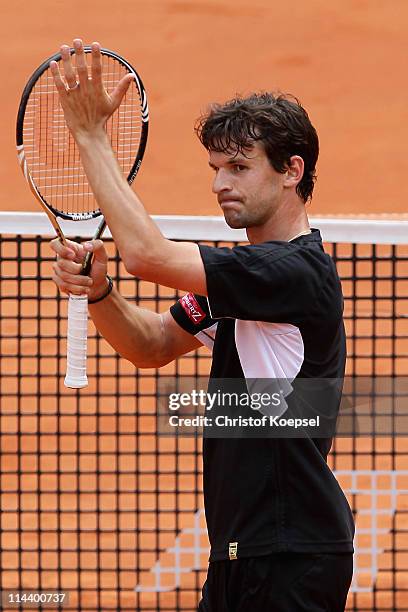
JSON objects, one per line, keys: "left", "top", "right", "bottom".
{"left": 198, "top": 552, "right": 353, "bottom": 612}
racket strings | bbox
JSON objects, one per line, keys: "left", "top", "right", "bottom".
{"left": 22, "top": 52, "right": 144, "bottom": 218}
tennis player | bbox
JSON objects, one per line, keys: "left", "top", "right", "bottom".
{"left": 51, "top": 39, "right": 355, "bottom": 611}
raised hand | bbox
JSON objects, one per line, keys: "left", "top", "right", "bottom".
{"left": 50, "top": 39, "right": 134, "bottom": 140}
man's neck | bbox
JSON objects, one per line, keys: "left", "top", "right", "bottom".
{"left": 246, "top": 200, "right": 310, "bottom": 244}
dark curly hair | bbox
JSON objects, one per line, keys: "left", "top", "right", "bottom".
{"left": 195, "top": 92, "right": 319, "bottom": 202}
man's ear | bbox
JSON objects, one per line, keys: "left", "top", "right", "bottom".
{"left": 283, "top": 156, "right": 304, "bottom": 188}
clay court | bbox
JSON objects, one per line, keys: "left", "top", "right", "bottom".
{"left": 2, "top": 0, "right": 408, "bottom": 218}
{"left": 1, "top": 1, "right": 408, "bottom": 610}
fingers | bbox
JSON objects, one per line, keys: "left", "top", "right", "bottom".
{"left": 110, "top": 73, "right": 134, "bottom": 112}
{"left": 50, "top": 61, "right": 68, "bottom": 99}
{"left": 54, "top": 256, "right": 83, "bottom": 276}
{"left": 81, "top": 240, "right": 109, "bottom": 283}
{"left": 73, "top": 38, "right": 89, "bottom": 91}
{"left": 52, "top": 258, "right": 93, "bottom": 296}
{"left": 60, "top": 45, "right": 77, "bottom": 89}
{"left": 53, "top": 38, "right": 129, "bottom": 114}
{"left": 51, "top": 43, "right": 81, "bottom": 94}
{"left": 52, "top": 272, "right": 92, "bottom": 296}
{"left": 83, "top": 239, "right": 108, "bottom": 264}
{"left": 90, "top": 42, "right": 103, "bottom": 91}
{"left": 50, "top": 237, "right": 85, "bottom": 262}
{"left": 52, "top": 38, "right": 131, "bottom": 134}
{"left": 50, "top": 238, "right": 108, "bottom": 296}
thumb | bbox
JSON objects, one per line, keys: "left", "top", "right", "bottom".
{"left": 83, "top": 239, "right": 108, "bottom": 265}
{"left": 110, "top": 73, "right": 134, "bottom": 112}
{"left": 83, "top": 239, "right": 109, "bottom": 281}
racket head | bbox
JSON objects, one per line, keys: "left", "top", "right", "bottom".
{"left": 16, "top": 46, "right": 149, "bottom": 222}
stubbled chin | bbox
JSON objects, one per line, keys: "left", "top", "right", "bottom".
{"left": 223, "top": 211, "right": 245, "bottom": 229}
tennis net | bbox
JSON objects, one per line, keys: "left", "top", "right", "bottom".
{"left": 0, "top": 212, "right": 408, "bottom": 611}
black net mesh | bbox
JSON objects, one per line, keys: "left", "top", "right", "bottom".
{"left": 0, "top": 229, "right": 408, "bottom": 611}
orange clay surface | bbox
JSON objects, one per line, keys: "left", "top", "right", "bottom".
{"left": 1, "top": 0, "right": 408, "bottom": 218}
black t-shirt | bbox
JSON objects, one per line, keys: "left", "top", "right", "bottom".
{"left": 170, "top": 229, "right": 355, "bottom": 562}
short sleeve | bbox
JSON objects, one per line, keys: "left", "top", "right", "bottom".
{"left": 198, "top": 235, "right": 330, "bottom": 323}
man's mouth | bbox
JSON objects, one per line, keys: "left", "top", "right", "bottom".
{"left": 218, "top": 198, "right": 242, "bottom": 207}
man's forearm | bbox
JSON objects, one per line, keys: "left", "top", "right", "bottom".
{"left": 89, "top": 286, "right": 167, "bottom": 368}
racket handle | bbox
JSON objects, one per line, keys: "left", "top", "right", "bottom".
{"left": 65, "top": 293, "right": 89, "bottom": 388}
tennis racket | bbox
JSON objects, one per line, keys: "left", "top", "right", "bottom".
{"left": 16, "top": 46, "right": 149, "bottom": 388}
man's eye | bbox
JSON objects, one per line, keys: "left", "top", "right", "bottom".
{"left": 234, "top": 165, "right": 246, "bottom": 172}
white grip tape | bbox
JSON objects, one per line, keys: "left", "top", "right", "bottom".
{"left": 64, "top": 293, "right": 89, "bottom": 388}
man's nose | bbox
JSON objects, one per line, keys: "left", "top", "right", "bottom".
{"left": 212, "top": 169, "right": 232, "bottom": 194}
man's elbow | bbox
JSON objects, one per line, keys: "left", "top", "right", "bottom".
{"left": 121, "top": 241, "right": 168, "bottom": 280}
{"left": 121, "top": 252, "right": 149, "bottom": 279}
{"left": 126, "top": 352, "right": 173, "bottom": 369}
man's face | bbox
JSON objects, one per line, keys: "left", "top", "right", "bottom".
{"left": 208, "top": 142, "right": 286, "bottom": 230}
